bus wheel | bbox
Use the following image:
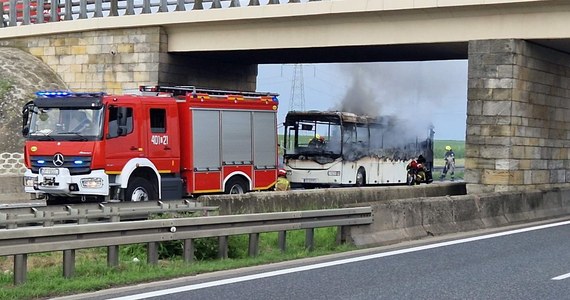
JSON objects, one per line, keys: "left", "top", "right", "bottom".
{"left": 355, "top": 167, "right": 366, "bottom": 187}
{"left": 225, "top": 177, "right": 248, "bottom": 194}
{"left": 126, "top": 178, "right": 156, "bottom": 202}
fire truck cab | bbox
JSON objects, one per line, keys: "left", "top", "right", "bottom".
{"left": 22, "top": 87, "right": 279, "bottom": 203}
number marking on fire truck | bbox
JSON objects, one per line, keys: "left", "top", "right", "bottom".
{"left": 151, "top": 135, "right": 169, "bottom": 145}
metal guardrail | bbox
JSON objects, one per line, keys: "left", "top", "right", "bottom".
{"left": 1, "top": 206, "right": 373, "bottom": 285}
{"left": 0, "top": 0, "right": 326, "bottom": 28}
{"left": 0, "top": 199, "right": 216, "bottom": 228}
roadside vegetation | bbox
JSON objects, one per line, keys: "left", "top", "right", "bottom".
{"left": 0, "top": 228, "right": 354, "bottom": 300}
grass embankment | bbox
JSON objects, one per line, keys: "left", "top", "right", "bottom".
{"left": 0, "top": 228, "right": 354, "bottom": 299}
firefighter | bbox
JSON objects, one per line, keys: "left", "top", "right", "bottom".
{"left": 309, "top": 134, "right": 326, "bottom": 148}
{"left": 440, "top": 145, "right": 456, "bottom": 181}
{"left": 275, "top": 169, "right": 290, "bottom": 191}
{"left": 407, "top": 156, "right": 426, "bottom": 184}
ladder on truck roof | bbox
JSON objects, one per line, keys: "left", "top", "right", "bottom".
{"left": 139, "top": 85, "right": 278, "bottom": 98}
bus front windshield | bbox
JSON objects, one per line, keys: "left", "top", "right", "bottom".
{"left": 283, "top": 119, "right": 342, "bottom": 158}
{"left": 27, "top": 107, "right": 104, "bottom": 141}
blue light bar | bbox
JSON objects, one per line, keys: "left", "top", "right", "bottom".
{"left": 273, "top": 96, "right": 279, "bottom": 103}
{"left": 74, "top": 160, "right": 84, "bottom": 165}
{"left": 36, "top": 91, "right": 73, "bottom": 97}
{"left": 37, "top": 160, "right": 45, "bottom": 164}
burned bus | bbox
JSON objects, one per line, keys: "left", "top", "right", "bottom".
{"left": 282, "top": 111, "right": 434, "bottom": 188}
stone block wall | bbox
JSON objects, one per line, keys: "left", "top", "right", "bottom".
{"left": 466, "top": 39, "right": 570, "bottom": 193}
{"left": 0, "top": 26, "right": 257, "bottom": 94}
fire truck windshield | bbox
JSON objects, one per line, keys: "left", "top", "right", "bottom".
{"left": 27, "top": 107, "right": 104, "bottom": 141}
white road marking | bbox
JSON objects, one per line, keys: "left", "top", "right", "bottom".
{"left": 552, "top": 272, "right": 570, "bottom": 281}
{"left": 109, "top": 220, "right": 570, "bottom": 300}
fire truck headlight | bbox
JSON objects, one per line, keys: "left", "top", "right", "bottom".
{"left": 80, "top": 178, "right": 103, "bottom": 189}
{"left": 327, "top": 171, "right": 341, "bottom": 176}
{"left": 23, "top": 176, "right": 37, "bottom": 187}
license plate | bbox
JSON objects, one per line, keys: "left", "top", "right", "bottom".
{"left": 40, "top": 167, "right": 59, "bottom": 176}
{"left": 303, "top": 178, "right": 317, "bottom": 183}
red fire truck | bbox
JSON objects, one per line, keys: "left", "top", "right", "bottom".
{"left": 22, "top": 86, "right": 280, "bottom": 203}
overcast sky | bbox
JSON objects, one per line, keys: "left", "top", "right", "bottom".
{"left": 257, "top": 60, "right": 468, "bottom": 141}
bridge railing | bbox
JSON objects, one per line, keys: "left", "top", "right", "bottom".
{"left": 0, "top": 0, "right": 324, "bottom": 28}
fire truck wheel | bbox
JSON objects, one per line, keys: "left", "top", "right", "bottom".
{"left": 355, "top": 167, "right": 366, "bottom": 187}
{"left": 126, "top": 178, "right": 157, "bottom": 202}
{"left": 225, "top": 177, "right": 248, "bottom": 195}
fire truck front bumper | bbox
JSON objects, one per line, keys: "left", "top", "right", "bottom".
{"left": 24, "top": 169, "right": 109, "bottom": 197}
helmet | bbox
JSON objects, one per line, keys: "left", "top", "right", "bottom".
{"left": 278, "top": 169, "right": 287, "bottom": 177}
{"left": 315, "top": 134, "right": 320, "bottom": 139}
{"left": 445, "top": 145, "right": 452, "bottom": 151}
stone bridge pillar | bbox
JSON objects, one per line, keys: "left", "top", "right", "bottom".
{"left": 466, "top": 39, "right": 570, "bottom": 193}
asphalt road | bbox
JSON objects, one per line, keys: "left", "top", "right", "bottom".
{"left": 59, "top": 219, "right": 570, "bottom": 300}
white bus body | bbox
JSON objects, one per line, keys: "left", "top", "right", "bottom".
{"left": 282, "top": 111, "right": 434, "bottom": 188}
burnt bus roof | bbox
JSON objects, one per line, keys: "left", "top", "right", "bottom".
{"left": 285, "top": 111, "right": 384, "bottom": 124}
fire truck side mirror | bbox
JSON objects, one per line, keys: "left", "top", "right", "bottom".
{"left": 22, "top": 102, "right": 33, "bottom": 137}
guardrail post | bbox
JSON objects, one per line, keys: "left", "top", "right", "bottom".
{"left": 218, "top": 236, "right": 228, "bottom": 259}
{"left": 305, "top": 228, "right": 314, "bottom": 251}
{"left": 22, "top": 0, "right": 30, "bottom": 25}
{"left": 0, "top": 4, "right": 5, "bottom": 28}
{"left": 336, "top": 225, "right": 348, "bottom": 244}
{"left": 268, "top": 0, "right": 279, "bottom": 4}
{"left": 175, "top": 0, "right": 185, "bottom": 11}
{"left": 93, "top": 0, "right": 103, "bottom": 17}
{"left": 229, "top": 0, "right": 240, "bottom": 7}
{"left": 147, "top": 242, "right": 159, "bottom": 265}
{"left": 248, "top": 233, "right": 259, "bottom": 257}
{"left": 158, "top": 0, "right": 168, "bottom": 12}
{"left": 192, "top": 0, "right": 203, "bottom": 10}
{"left": 36, "top": 0, "right": 44, "bottom": 23}
{"left": 278, "top": 231, "right": 286, "bottom": 252}
{"left": 125, "top": 0, "right": 135, "bottom": 15}
{"left": 211, "top": 0, "right": 221, "bottom": 9}
{"left": 141, "top": 0, "right": 151, "bottom": 14}
{"left": 248, "top": 0, "right": 260, "bottom": 6}
{"left": 44, "top": 211, "right": 54, "bottom": 227}
{"left": 64, "top": 0, "right": 72, "bottom": 20}
{"left": 109, "top": 0, "right": 118, "bottom": 16}
{"left": 78, "top": 0, "right": 87, "bottom": 19}
{"left": 288, "top": 0, "right": 300, "bottom": 3}
{"left": 8, "top": 0, "right": 17, "bottom": 26}
{"left": 50, "top": 0, "right": 59, "bottom": 22}
{"left": 13, "top": 254, "right": 27, "bottom": 285}
{"left": 183, "top": 239, "right": 194, "bottom": 262}
{"left": 63, "top": 249, "right": 75, "bottom": 278}
{"left": 6, "top": 213, "right": 17, "bottom": 229}
{"left": 108, "top": 210, "right": 120, "bottom": 267}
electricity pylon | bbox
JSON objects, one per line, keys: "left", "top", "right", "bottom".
{"left": 289, "top": 64, "right": 306, "bottom": 112}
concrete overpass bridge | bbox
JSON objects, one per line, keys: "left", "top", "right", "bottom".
{"left": 1, "top": 0, "right": 570, "bottom": 193}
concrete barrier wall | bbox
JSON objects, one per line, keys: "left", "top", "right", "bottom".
{"left": 0, "top": 176, "right": 27, "bottom": 201}
{"left": 198, "top": 183, "right": 466, "bottom": 215}
{"left": 348, "top": 187, "right": 570, "bottom": 247}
